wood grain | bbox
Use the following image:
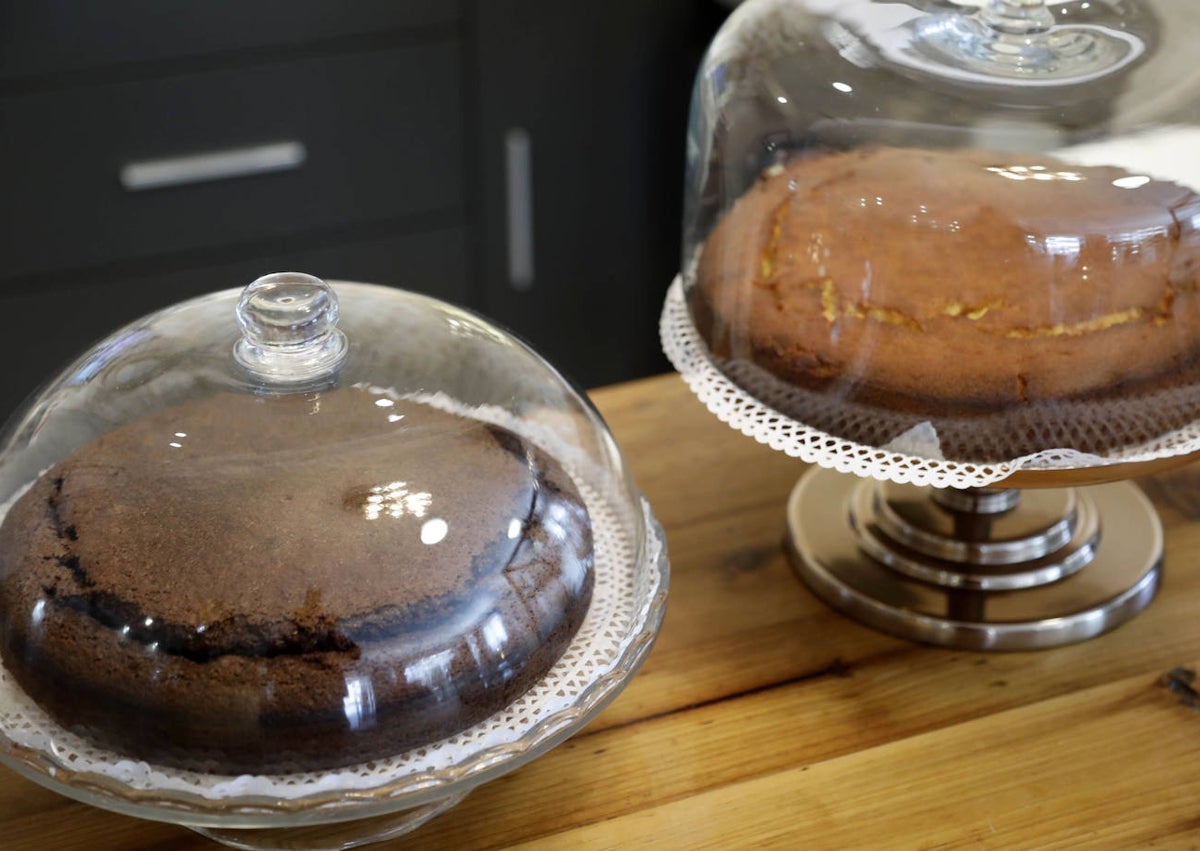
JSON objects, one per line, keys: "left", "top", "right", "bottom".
{"left": 3, "top": 373, "right": 1200, "bottom": 849}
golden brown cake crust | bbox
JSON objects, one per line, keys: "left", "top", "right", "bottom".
{"left": 693, "top": 147, "right": 1200, "bottom": 415}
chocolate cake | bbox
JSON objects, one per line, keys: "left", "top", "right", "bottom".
{"left": 692, "top": 146, "right": 1200, "bottom": 458}
{"left": 0, "top": 386, "right": 594, "bottom": 774}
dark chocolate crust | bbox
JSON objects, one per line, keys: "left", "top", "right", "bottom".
{"left": 0, "top": 388, "right": 594, "bottom": 773}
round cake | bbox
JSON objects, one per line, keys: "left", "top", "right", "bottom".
{"left": 0, "top": 386, "right": 593, "bottom": 774}
{"left": 692, "top": 146, "right": 1200, "bottom": 457}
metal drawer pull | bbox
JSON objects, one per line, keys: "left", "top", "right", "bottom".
{"left": 505, "top": 128, "right": 535, "bottom": 291}
{"left": 119, "top": 141, "right": 307, "bottom": 191}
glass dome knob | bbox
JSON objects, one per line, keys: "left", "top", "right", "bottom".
{"left": 914, "top": 0, "right": 1145, "bottom": 83}
{"left": 233, "top": 271, "right": 349, "bottom": 386}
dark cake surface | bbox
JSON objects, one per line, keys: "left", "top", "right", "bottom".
{"left": 0, "top": 387, "right": 594, "bottom": 773}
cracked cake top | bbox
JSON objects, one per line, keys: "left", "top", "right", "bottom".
{"left": 692, "top": 146, "right": 1200, "bottom": 411}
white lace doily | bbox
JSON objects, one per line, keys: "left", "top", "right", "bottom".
{"left": 660, "top": 276, "right": 1200, "bottom": 489}
{"left": 0, "top": 392, "right": 668, "bottom": 822}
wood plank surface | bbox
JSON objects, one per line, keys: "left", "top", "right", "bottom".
{"left": 2, "top": 373, "right": 1200, "bottom": 849}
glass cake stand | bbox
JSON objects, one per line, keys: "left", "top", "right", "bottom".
{"left": 0, "top": 275, "right": 670, "bottom": 849}
{"left": 662, "top": 277, "right": 1200, "bottom": 651}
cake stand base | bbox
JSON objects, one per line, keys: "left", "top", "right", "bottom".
{"left": 787, "top": 467, "right": 1162, "bottom": 651}
{"left": 188, "top": 792, "right": 467, "bottom": 850}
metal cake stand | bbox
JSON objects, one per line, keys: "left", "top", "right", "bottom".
{"left": 662, "top": 277, "right": 1200, "bottom": 651}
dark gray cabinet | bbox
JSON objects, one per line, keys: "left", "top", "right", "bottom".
{"left": 474, "top": 0, "right": 712, "bottom": 390}
{"left": 2, "top": 43, "right": 464, "bottom": 279}
{"left": 0, "top": 2, "right": 718, "bottom": 415}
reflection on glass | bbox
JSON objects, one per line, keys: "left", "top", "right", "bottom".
{"left": 1042, "top": 235, "right": 1084, "bottom": 258}
{"left": 543, "top": 502, "right": 571, "bottom": 543}
{"left": 1112, "top": 175, "right": 1151, "bottom": 189}
{"left": 420, "top": 518, "right": 449, "bottom": 545}
{"left": 403, "top": 649, "right": 455, "bottom": 694}
{"left": 357, "top": 481, "right": 433, "bottom": 521}
{"left": 481, "top": 612, "right": 509, "bottom": 658}
{"left": 342, "top": 675, "right": 377, "bottom": 731}
{"left": 986, "top": 165, "right": 1084, "bottom": 182}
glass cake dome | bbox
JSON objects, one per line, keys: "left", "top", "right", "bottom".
{"left": 0, "top": 273, "right": 667, "bottom": 848}
{"left": 679, "top": 0, "right": 1200, "bottom": 465}
{"left": 663, "top": 1, "right": 1200, "bottom": 652}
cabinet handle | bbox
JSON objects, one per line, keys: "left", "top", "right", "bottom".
{"left": 119, "top": 141, "right": 307, "bottom": 192}
{"left": 505, "top": 128, "right": 535, "bottom": 291}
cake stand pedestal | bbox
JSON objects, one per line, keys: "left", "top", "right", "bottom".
{"left": 660, "top": 276, "right": 1200, "bottom": 652}
{"left": 787, "top": 471, "right": 1162, "bottom": 650}
{"left": 188, "top": 793, "right": 467, "bottom": 850}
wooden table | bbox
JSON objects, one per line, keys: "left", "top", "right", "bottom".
{"left": 4, "top": 373, "right": 1200, "bottom": 849}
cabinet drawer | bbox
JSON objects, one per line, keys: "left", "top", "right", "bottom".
{"left": 0, "top": 225, "right": 471, "bottom": 420}
{"left": 0, "top": 1, "right": 461, "bottom": 81}
{"left": 0, "top": 42, "right": 463, "bottom": 280}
